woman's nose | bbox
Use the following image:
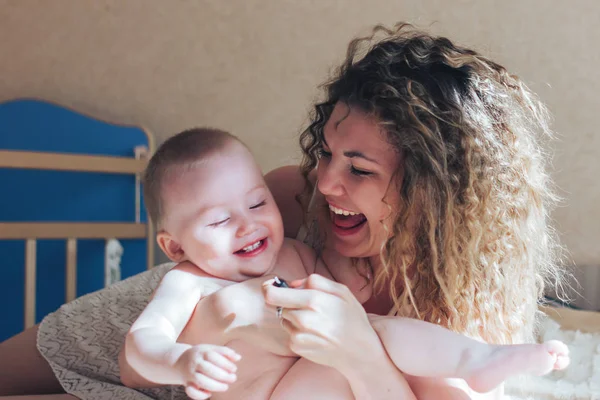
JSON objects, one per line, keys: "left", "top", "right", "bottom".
{"left": 317, "top": 162, "right": 344, "bottom": 197}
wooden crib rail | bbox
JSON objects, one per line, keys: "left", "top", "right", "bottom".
{"left": 0, "top": 150, "right": 147, "bottom": 174}
{"left": 0, "top": 222, "right": 147, "bottom": 239}
{"left": 0, "top": 222, "right": 150, "bottom": 329}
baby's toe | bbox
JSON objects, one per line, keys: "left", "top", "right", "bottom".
{"left": 543, "top": 340, "right": 569, "bottom": 357}
{"left": 554, "top": 354, "right": 570, "bottom": 370}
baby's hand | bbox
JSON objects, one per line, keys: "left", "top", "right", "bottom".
{"left": 175, "top": 344, "right": 241, "bottom": 400}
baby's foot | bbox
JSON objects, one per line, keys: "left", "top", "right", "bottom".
{"left": 465, "top": 340, "right": 570, "bottom": 393}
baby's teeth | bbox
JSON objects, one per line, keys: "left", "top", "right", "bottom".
{"left": 243, "top": 241, "right": 261, "bottom": 252}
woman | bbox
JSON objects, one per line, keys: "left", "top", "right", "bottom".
{"left": 0, "top": 23, "right": 563, "bottom": 399}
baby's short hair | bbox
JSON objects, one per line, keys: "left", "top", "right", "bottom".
{"left": 143, "top": 127, "right": 239, "bottom": 227}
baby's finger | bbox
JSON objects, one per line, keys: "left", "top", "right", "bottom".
{"left": 191, "top": 373, "right": 230, "bottom": 392}
{"left": 185, "top": 385, "right": 211, "bottom": 400}
{"left": 279, "top": 317, "right": 296, "bottom": 335}
{"left": 206, "top": 350, "right": 239, "bottom": 373}
{"left": 214, "top": 346, "right": 242, "bottom": 362}
{"left": 196, "top": 359, "right": 237, "bottom": 383}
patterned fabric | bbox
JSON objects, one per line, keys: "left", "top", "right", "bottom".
{"left": 37, "top": 263, "right": 186, "bottom": 400}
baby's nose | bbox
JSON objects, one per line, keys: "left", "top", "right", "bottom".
{"left": 236, "top": 218, "right": 259, "bottom": 238}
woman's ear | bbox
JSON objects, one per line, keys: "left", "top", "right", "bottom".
{"left": 157, "top": 231, "right": 186, "bottom": 262}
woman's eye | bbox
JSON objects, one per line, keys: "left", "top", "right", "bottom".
{"left": 350, "top": 166, "right": 373, "bottom": 176}
{"left": 317, "top": 148, "right": 332, "bottom": 159}
{"left": 250, "top": 200, "right": 266, "bottom": 210}
{"left": 209, "top": 218, "right": 229, "bottom": 227}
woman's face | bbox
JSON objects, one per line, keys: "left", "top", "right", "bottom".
{"left": 317, "top": 102, "right": 402, "bottom": 260}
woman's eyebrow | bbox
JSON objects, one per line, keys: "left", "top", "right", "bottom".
{"left": 343, "top": 150, "right": 379, "bottom": 165}
{"left": 322, "top": 135, "right": 380, "bottom": 165}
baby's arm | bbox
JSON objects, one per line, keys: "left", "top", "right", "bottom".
{"left": 122, "top": 262, "right": 240, "bottom": 394}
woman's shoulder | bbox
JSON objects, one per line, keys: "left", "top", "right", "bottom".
{"left": 265, "top": 165, "right": 316, "bottom": 238}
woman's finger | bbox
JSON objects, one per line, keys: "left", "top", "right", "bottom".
{"left": 290, "top": 274, "right": 353, "bottom": 298}
{"left": 279, "top": 317, "right": 295, "bottom": 335}
{"left": 263, "top": 284, "right": 324, "bottom": 309}
{"left": 280, "top": 308, "right": 322, "bottom": 332}
{"left": 279, "top": 318, "right": 339, "bottom": 361}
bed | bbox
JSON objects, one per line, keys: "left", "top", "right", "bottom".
{"left": 0, "top": 98, "right": 155, "bottom": 342}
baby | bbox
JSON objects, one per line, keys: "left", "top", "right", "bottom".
{"left": 120, "top": 128, "right": 569, "bottom": 400}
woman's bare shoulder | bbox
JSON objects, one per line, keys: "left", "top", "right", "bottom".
{"left": 265, "top": 165, "right": 316, "bottom": 238}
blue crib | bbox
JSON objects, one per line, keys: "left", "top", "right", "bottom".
{"left": 0, "top": 99, "right": 155, "bottom": 341}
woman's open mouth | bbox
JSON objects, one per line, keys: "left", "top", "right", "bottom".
{"left": 329, "top": 204, "right": 367, "bottom": 236}
{"left": 234, "top": 238, "right": 268, "bottom": 257}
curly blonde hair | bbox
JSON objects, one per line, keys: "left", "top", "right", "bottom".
{"left": 299, "top": 23, "right": 565, "bottom": 345}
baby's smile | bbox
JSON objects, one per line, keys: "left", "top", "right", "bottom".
{"left": 234, "top": 238, "right": 268, "bottom": 257}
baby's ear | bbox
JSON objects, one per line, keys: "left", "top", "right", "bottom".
{"left": 157, "top": 231, "right": 185, "bottom": 262}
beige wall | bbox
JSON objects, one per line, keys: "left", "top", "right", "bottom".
{"left": 1, "top": 0, "right": 599, "bottom": 305}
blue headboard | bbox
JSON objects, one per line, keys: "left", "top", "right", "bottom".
{"left": 0, "top": 99, "right": 155, "bottom": 341}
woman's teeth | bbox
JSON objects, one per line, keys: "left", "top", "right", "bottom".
{"left": 329, "top": 205, "right": 358, "bottom": 216}
{"left": 242, "top": 240, "right": 262, "bottom": 252}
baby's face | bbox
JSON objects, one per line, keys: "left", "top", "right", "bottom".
{"left": 162, "top": 142, "right": 284, "bottom": 281}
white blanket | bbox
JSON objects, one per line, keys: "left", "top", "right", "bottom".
{"left": 506, "top": 316, "right": 600, "bottom": 400}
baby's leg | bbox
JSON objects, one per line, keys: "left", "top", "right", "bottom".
{"left": 270, "top": 358, "right": 353, "bottom": 400}
{"left": 370, "top": 315, "right": 569, "bottom": 394}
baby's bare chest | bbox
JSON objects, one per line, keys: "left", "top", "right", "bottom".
{"left": 178, "top": 276, "right": 291, "bottom": 354}
{"left": 180, "top": 245, "right": 309, "bottom": 351}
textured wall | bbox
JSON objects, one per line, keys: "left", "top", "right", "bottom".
{"left": 1, "top": 1, "right": 599, "bottom": 298}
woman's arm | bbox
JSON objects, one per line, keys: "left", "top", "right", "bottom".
{"left": 337, "top": 343, "right": 417, "bottom": 400}
{"left": 405, "top": 376, "right": 503, "bottom": 400}
{"left": 270, "top": 347, "right": 415, "bottom": 400}
{"left": 0, "top": 325, "right": 65, "bottom": 396}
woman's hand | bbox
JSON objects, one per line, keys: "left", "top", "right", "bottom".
{"left": 263, "top": 273, "right": 416, "bottom": 399}
{"left": 263, "top": 274, "right": 382, "bottom": 371}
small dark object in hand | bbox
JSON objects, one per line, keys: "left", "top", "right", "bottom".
{"left": 273, "top": 276, "right": 289, "bottom": 288}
